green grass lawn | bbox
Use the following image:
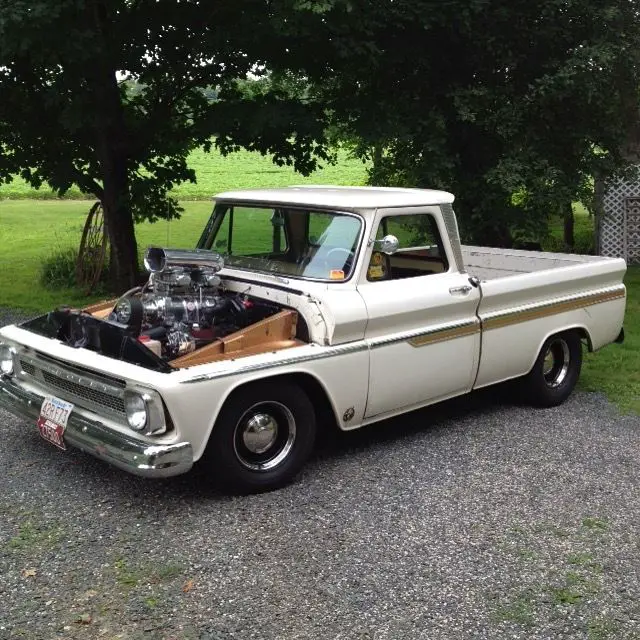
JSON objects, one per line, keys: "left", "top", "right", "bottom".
{"left": 0, "top": 199, "right": 218, "bottom": 310}
{"left": 0, "top": 145, "right": 369, "bottom": 200}
{"left": 580, "top": 266, "right": 640, "bottom": 414}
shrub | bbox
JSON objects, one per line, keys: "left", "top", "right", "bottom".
{"left": 39, "top": 247, "right": 79, "bottom": 289}
{"left": 39, "top": 247, "right": 112, "bottom": 291}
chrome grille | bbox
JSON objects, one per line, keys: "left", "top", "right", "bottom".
{"left": 20, "top": 360, "right": 36, "bottom": 376}
{"left": 18, "top": 353, "right": 126, "bottom": 421}
{"left": 40, "top": 370, "right": 125, "bottom": 415}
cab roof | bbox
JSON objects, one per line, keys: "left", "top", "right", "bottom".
{"left": 213, "top": 185, "right": 455, "bottom": 210}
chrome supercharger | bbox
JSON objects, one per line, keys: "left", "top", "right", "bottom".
{"left": 110, "top": 247, "right": 270, "bottom": 359}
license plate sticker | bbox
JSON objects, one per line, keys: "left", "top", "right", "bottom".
{"left": 37, "top": 396, "right": 74, "bottom": 450}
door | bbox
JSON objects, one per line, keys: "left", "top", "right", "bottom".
{"left": 357, "top": 207, "right": 481, "bottom": 418}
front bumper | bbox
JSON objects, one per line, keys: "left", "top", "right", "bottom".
{"left": 0, "top": 376, "right": 193, "bottom": 478}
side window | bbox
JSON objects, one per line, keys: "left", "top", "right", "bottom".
{"left": 367, "top": 213, "right": 448, "bottom": 281}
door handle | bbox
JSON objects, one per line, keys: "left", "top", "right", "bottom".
{"left": 449, "top": 285, "right": 472, "bottom": 295}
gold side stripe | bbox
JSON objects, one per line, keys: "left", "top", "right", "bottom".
{"left": 408, "top": 323, "right": 480, "bottom": 348}
{"left": 482, "top": 288, "right": 625, "bottom": 331}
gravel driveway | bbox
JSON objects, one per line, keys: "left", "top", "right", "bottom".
{"left": 1, "top": 309, "right": 639, "bottom": 640}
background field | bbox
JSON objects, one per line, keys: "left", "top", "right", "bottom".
{"left": 0, "top": 148, "right": 637, "bottom": 413}
{"left": 0, "top": 146, "right": 369, "bottom": 200}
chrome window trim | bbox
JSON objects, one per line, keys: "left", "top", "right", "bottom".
{"left": 200, "top": 202, "right": 367, "bottom": 285}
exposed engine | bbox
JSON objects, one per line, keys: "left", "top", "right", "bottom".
{"left": 109, "top": 247, "right": 280, "bottom": 360}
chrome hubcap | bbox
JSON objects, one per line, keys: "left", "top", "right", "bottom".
{"left": 242, "top": 413, "right": 278, "bottom": 454}
{"left": 233, "top": 402, "right": 296, "bottom": 471}
{"left": 543, "top": 339, "right": 570, "bottom": 387}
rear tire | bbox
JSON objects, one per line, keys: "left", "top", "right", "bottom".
{"left": 202, "top": 380, "right": 316, "bottom": 494}
{"left": 519, "top": 331, "right": 582, "bottom": 407}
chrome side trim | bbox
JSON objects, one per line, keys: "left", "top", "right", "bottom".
{"left": 181, "top": 285, "right": 625, "bottom": 383}
{"left": 181, "top": 342, "right": 369, "bottom": 384}
{"left": 181, "top": 318, "right": 481, "bottom": 383}
{"left": 370, "top": 318, "right": 480, "bottom": 349}
{"left": 0, "top": 377, "right": 192, "bottom": 478}
{"left": 408, "top": 321, "right": 480, "bottom": 347}
{"left": 482, "top": 285, "right": 626, "bottom": 331}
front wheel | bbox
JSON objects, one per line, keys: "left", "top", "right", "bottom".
{"left": 519, "top": 331, "right": 583, "bottom": 407}
{"left": 202, "top": 380, "right": 317, "bottom": 493}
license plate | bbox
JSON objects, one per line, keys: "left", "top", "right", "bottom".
{"left": 37, "top": 396, "right": 74, "bottom": 450}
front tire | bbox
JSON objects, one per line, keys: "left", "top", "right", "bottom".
{"left": 520, "top": 331, "right": 583, "bottom": 407}
{"left": 202, "top": 380, "right": 317, "bottom": 493}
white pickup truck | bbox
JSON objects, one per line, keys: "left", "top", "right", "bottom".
{"left": 0, "top": 186, "right": 627, "bottom": 492}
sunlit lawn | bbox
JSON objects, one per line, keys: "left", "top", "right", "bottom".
{"left": 580, "top": 266, "right": 640, "bottom": 414}
{"left": 0, "top": 144, "right": 368, "bottom": 310}
{"left": 0, "top": 145, "right": 368, "bottom": 200}
{"left": 1, "top": 200, "right": 231, "bottom": 310}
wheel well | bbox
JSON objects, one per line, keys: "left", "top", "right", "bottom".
{"left": 573, "top": 327, "right": 593, "bottom": 352}
{"left": 227, "top": 373, "right": 339, "bottom": 433}
{"left": 524, "top": 326, "right": 592, "bottom": 377}
{"left": 541, "top": 326, "right": 593, "bottom": 353}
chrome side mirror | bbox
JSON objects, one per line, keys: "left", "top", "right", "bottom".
{"left": 374, "top": 234, "right": 400, "bottom": 255}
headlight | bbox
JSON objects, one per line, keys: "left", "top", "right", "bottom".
{"left": 124, "top": 391, "right": 148, "bottom": 431}
{"left": 124, "top": 388, "right": 167, "bottom": 435}
{"left": 0, "top": 344, "right": 15, "bottom": 376}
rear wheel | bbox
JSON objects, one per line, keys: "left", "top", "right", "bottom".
{"left": 202, "top": 380, "right": 316, "bottom": 493}
{"left": 520, "top": 331, "right": 582, "bottom": 407}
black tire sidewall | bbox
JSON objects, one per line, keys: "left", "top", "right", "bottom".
{"left": 204, "top": 380, "right": 317, "bottom": 493}
{"left": 525, "top": 331, "right": 582, "bottom": 407}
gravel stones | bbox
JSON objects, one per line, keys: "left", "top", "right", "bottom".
{"left": 0, "top": 307, "right": 639, "bottom": 638}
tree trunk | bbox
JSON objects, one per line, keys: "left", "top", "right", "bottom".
{"left": 88, "top": 0, "right": 139, "bottom": 291}
{"left": 98, "top": 141, "right": 139, "bottom": 290}
{"left": 563, "top": 201, "right": 574, "bottom": 250}
{"left": 373, "top": 142, "right": 383, "bottom": 172}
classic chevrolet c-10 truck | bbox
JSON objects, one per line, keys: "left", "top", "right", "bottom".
{"left": 0, "top": 186, "right": 627, "bottom": 492}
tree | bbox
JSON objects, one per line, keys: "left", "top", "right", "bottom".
{"left": 280, "top": 0, "right": 640, "bottom": 248}
{"left": 0, "top": 0, "right": 330, "bottom": 290}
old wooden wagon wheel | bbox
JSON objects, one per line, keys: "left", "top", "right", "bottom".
{"left": 76, "top": 201, "right": 109, "bottom": 295}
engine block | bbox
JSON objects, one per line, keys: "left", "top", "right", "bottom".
{"left": 109, "top": 247, "right": 280, "bottom": 360}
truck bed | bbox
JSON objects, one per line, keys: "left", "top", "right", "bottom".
{"left": 461, "top": 245, "right": 608, "bottom": 281}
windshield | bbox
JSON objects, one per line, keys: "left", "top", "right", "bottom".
{"left": 198, "top": 204, "right": 363, "bottom": 281}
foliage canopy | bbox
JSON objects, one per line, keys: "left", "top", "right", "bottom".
{"left": 285, "top": 0, "right": 640, "bottom": 246}
{"left": 0, "top": 0, "right": 330, "bottom": 288}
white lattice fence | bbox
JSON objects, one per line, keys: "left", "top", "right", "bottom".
{"left": 626, "top": 197, "right": 640, "bottom": 264}
{"left": 601, "top": 178, "right": 640, "bottom": 264}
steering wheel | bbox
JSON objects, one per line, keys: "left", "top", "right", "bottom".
{"left": 324, "top": 247, "right": 354, "bottom": 273}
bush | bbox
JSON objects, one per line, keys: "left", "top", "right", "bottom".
{"left": 39, "top": 247, "right": 112, "bottom": 291}
{"left": 39, "top": 247, "right": 80, "bottom": 289}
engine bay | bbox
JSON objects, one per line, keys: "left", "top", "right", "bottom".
{"left": 19, "top": 247, "right": 303, "bottom": 371}
{"left": 105, "top": 247, "right": 281, "bottom": 361}
{"left": 107, "top": 247, "right": 291, "bottom": 363}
